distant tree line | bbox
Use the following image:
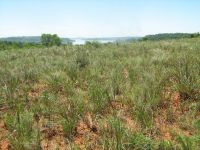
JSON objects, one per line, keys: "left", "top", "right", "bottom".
{"left": 0, "top": 34, "right": 73, "bottom": 50}
{"left": 142, "top": 33, "right": 200, "bottom": 41}
{"left": 0, "top": 41, "right": 42, "bottom": 50}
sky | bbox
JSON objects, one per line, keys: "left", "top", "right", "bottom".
{"left": 0, "top": 0, "right": 200, "bottom": 38}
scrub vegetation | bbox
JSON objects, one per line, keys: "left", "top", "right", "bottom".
{"left": 0, "top": 37, "right": 200, "bottom": 149}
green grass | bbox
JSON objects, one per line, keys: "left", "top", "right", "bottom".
{"left": 0, "top": 38, "right": 200, "bottom": 149}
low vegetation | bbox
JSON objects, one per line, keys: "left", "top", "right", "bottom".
{"left": 0, "top": 37, "right": 200, "bottom": 149}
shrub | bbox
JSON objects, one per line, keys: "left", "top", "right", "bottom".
{"left": 75, "top": 49, "right": 89, "bottom": 68}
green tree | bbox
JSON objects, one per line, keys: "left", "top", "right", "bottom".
{"left": 52, "top": 34, "right": 62, "bottom": 46}
{"left": 41, "top": 34, "right": 61, "bottom": 47}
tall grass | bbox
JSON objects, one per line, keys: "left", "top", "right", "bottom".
{"left": 1, "top": 38, "right": 200, "bottom": 149}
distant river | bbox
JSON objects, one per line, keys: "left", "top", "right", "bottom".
{"left": 72, "top": 39, "right": 115, "bottom": 45}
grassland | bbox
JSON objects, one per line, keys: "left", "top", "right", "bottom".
{"left": 0, "top": 38, "right": 200, "bottom": 150}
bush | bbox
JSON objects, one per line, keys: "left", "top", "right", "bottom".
{"left": 74, "top": 49, "right": 89, "bottom": 68}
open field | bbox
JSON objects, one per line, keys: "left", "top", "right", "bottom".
{"left": 0, "top": 38, "right": 200, "bottom": 149}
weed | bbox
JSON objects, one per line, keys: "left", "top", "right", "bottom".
{"left": 110, "top": 66, "right": 123, "bottom": 100}
{"left": 157, "top": 140, "right": 176, "bottom": 150}
{"left": 89, "top": 81, "right": 111, "bottom": 113}
{"left": 176, "top": 135, "right": 197, "bottom": 150}
{"left": 127, "top": 133, "right": 154, "bottom": 150}
{"left": 5, "top": 110, "right": 36, "bottom": 149}
{"left": 109, "top": 117, "right": 127, "bottom": 150}
{"left": 172, "top": 57, "right": 200, "bottom": 101}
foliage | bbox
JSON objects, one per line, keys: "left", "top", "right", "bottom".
{"left": 0, "top": 41, "right": 42, "bottom": 50}
{"left": 142, "top": 33, "right": 200, "bottom": 41}
{"left": 41, "top": 33, "right": 62, "bottom": 47}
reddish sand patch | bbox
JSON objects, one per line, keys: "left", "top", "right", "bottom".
{"left": 111, "top": 101, "right": 128, "bottom": 110}
{"left": 121, "top": 116, "right": 140, "bottom": 132}
{"left": 155, "top": 117, "right": 173, "bottom": 141}
{"left": 0, "top": 121, "right": 10, "bottom": 150}
{"left": 171, "top": 92, "right": 181, "bottom": 108}
{"left": 40, "top": 125, "right": 67, "bottom": 150}
{"left": 154, "top": 91, "right": 194, "bottom": 141}
{"left": 74, "top": 118, "right": 98, "bottom": 150}
{"left": 28, "top": 83, "right": 47, "bottom": 99}
{"left": 110, "top": 101, "right": 141, "bottom": 132}
{"left": 0, "top": 140, "right": 10, "bottom": 150}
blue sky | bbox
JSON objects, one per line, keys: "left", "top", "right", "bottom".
{"left": 0, "top": 0, "right": 200, "bottom": 37}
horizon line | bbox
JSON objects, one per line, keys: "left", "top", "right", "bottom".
{"left": 0, "top": 32, "right": 199, "bottom": 39}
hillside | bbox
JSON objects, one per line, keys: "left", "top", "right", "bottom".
{"left": 0, "top": 36, "right": 140, "bottom": 46}
{"left": 143, "top": 33, "right": 200, "bottom": 41}
{"left": 0, "top": 38, "right": 200, "bottom": 149}
{"left": 0, "top": 36, "right": 73, "bottom": 44}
